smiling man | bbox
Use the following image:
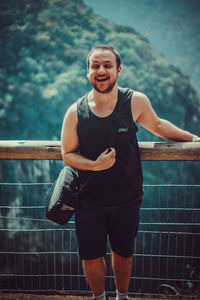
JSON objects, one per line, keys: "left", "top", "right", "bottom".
{"left": 61, "top": 45, "right": 200, "bottom": 300}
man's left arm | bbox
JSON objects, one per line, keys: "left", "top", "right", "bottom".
{"left": 149, "top": 118, "right": 200, "bottom": 142}
{"left": 132, "top": 92, "right": 200, "bottom": 142}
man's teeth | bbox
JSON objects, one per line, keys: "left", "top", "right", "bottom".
{"left": 96, "top": 78, "right": 107, "bottom": 81}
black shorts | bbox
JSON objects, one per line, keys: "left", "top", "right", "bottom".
{"left": 75, "top": 198, "right": 142, "bottom": 260}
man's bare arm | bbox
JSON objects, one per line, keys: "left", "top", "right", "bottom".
{"left": 61, "top": 103, "right": 116, "bottom": 171}
{"left": 132, "top": 92, "right": 199, "bottom": 142}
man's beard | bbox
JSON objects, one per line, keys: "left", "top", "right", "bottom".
{"left": 92, "top": 77, "right": 117, "bottom": 94}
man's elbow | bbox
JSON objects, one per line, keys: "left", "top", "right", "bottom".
{"left": 61, "top": 149, "right": 70, "bottom": 165}
{"left": 61, "top": 149, "right": 77, "bottom": 167}
{"left": 153, "top": 119, "right": 167, "bottom": 138}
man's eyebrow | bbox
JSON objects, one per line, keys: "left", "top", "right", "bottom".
{"left": 91, "top": 60, "right": 113, "bottom": 63}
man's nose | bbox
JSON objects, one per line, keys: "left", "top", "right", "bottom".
{"left": 97, "top": 65, "right": 106, "bottom": 73}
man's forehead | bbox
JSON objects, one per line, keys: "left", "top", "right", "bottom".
{"left": 89, "top": 49, "right": 116, "bottom": 63}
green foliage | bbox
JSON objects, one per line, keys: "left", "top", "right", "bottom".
{"left": 0, "top": 0, "right": 200, "bottom": 140}
{"left": 159, "top": 265, "right": 200, "bottom": 297}
{"left": 120, "top": 48, "right": 142, "bottom": 66}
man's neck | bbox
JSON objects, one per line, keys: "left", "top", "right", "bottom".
{"left": 87, "top": 85, "right": 119, "bottom": 118}
{"left": 89, "top": 85, "right": 118, "bottom": 105}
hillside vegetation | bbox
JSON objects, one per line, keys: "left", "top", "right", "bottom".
{"left": 0, "top": 0, "right": 199, "bottom": 140}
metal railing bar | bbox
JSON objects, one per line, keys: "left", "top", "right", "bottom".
{"left": 0, "top": 228, "right": 199, "bottom": 235}
{"left": 2, "top": 206, "right": 200, "bottom": 211}
{"left": 141, "top": 207, "right": 200, "bottom": 211}
{"left": 0, "top": 228, "right": 75, "bottom": 232}
{"left": 0, "top": 206, "right": 45, "bottom": 209}
{"left": 1, "top": 219, "right": 199, "bottom": 228}
{"left": 0, "top": 251, "right": 199, "bottom": 260}
{"left": 144, "top": 184, "right": 200, "bottom": 187}
{"left": 0, "top": 216, "right": 199, "bottom": 225}
{"left": 0, "top": 274, "right": 199, "bottom": 283}
{"left": 1, "top": 182, "right": 200, "bottom": 187}
{"left": 140, "top": 222, "right": 200, "bottom": 225}
{"left": 0, "top": 289, "right": 197, "bottom": 299}
{"left": 0, "top": 183, "right": 51, "bottom": 186}
{"left": 0, "top": 216, "right": 74, "bottom": 223}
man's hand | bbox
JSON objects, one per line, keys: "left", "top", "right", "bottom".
{"left": 192, "top": 135, "right": 200, "bottom": 142}
{"left": 94, "top": 147, "right": 116, "bottom": 171}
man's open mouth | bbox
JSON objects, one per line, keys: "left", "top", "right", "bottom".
{"left": 96, "top": 77, "right": 109, "bottom": 82}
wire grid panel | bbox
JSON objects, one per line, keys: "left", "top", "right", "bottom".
{"left": 0, "top": 159, "right": 200, "bottom": 297}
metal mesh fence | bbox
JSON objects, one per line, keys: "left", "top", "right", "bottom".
{"left": 0, "top": 159, "right": 200, "bottom": 297}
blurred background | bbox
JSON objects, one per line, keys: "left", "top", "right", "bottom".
{"left": 0, "top": 0, "right": 200, "bottom": 297}
{"left": 0, "top": 0, "right": 200, "bottom": 141}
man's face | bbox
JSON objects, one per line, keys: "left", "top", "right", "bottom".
{"left": 87, "top": 49, "right": 121, "bottom": 94}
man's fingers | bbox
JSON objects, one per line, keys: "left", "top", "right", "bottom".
{"left": 107, "top": 147, "right": 115, "bottom": 154}
{"left": 102, "top": 147, "right": 115, "bottom": 156}
{"left": 95, "top": 148, "right": 116, "bottom": 171}
{"left": 103, "top": 148, "right": 110, "bottom": 154}
{"left": 108, "top": 147, "right": 116, "bottom": 157}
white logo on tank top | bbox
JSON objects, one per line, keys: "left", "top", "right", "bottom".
{"left": 118, "top": 128, "right": 128, "bottom": 132}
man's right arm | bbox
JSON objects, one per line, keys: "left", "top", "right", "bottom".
{"left": 61, "top": 103, "right": 116, "bottom": 171}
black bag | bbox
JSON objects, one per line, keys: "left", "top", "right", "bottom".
{"left": 45, "top": 166, "right": 81, "bottom": 225}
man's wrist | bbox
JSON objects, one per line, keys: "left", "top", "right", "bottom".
{"left": 90, "top": 160, "right": 97, "bottom": 171}
{"left": 192, "top": 135, "right": 200, "bottom": 142}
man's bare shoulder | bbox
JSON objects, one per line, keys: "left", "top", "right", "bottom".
{"left": 63, "top": 102, "right": 78, "bottom": 126}
{"left": 131, "top": 91, "right": 151, "bottom": 121}
{"left": 132, "top": 91, "right": 150, "bottom": 105}
{"left": 67, "top": 102, "right": 77, "bottom": 114}
{"left": 64, "top": 102, "right": 77, "bottom": 118}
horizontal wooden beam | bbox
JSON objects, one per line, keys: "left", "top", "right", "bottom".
{"left": 0, "top": 140, "right": 200, "bottom": 161}
{"left": 0, "top": 141, "right": 61, "bottom": 160}
{"left": 138, "top": 141, "right": 200, "bottom": 161}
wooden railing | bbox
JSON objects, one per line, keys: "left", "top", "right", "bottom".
{"left": 0, "top": 140, "right": 199, "bottom": 297}
{"left": 0, "top": 140, "right": 200, "bottom": 160}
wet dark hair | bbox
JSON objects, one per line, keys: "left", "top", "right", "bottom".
{"left": 86, "top": 45, "right": 121, "bottom": 69}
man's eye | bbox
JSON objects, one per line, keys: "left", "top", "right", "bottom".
{"left": 104, "top": 65, "right": 112, "bottom": 68}
{"left": 91, "top": 65, "right": 99, "bottom": 69}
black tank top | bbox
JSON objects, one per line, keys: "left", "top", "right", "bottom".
{"left": 77, "top": 87, "right": 143, "bottom": 206}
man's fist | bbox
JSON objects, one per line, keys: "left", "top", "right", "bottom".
{"left": 94, "top": 148, "right": 116, "bottom": 171}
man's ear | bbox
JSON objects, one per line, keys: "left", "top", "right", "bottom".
{"left": 117, "top": 65, "right": 122, "bottom": 77}
{"left": 87, "top": 67, "right": 89, "bottom": 78}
